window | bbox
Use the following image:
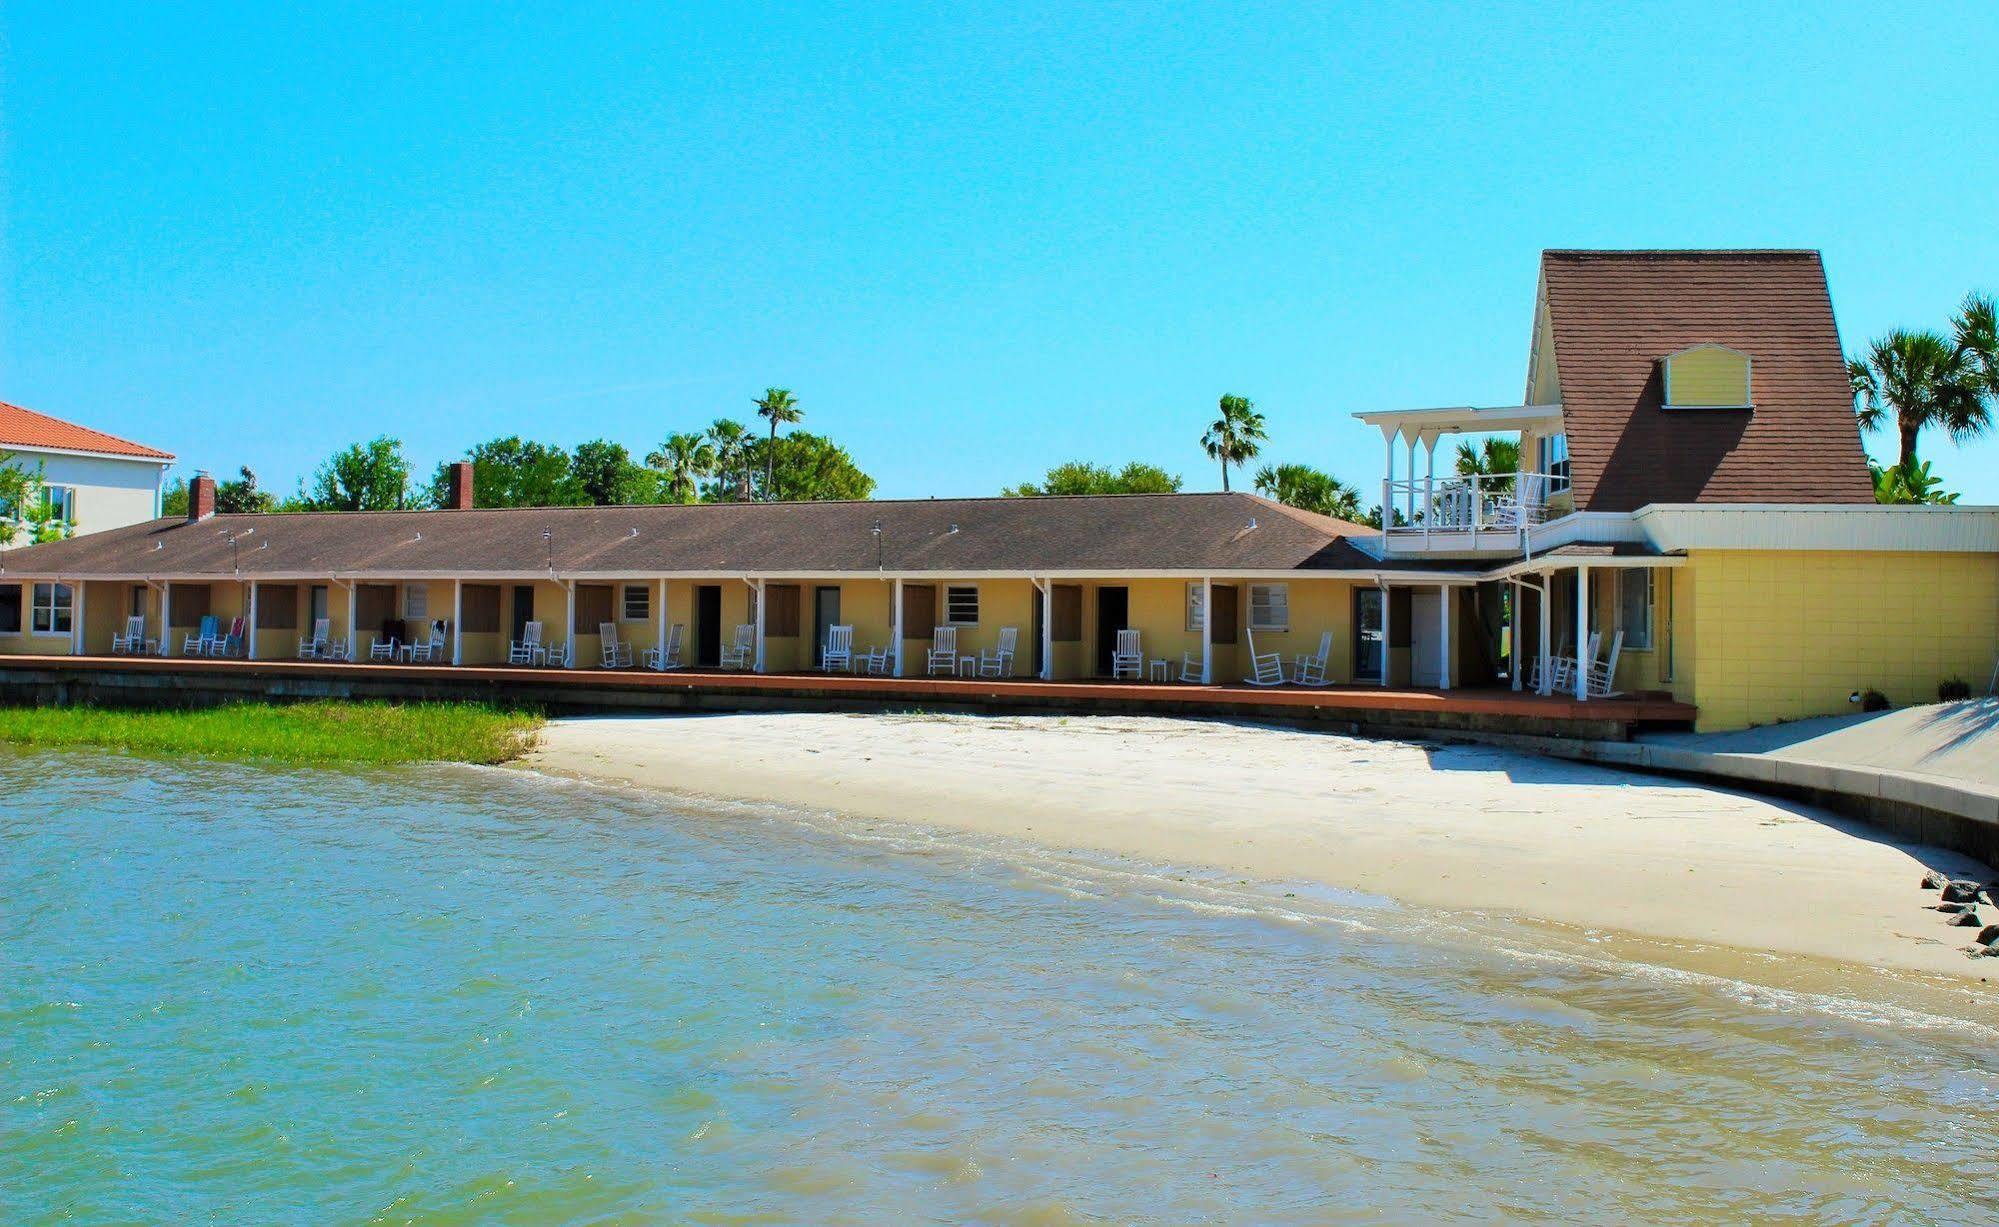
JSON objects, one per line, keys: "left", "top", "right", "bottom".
{"left": 1185, "top": 583, "right": 1205, "bottom": 631}
{"left": 1617, "top": 569, "right": 1653, "bottom": 650}
{"left": 1663, "top": 345, "right": 1752, "bottom": 409}
{"left": 32, "top": 582, "right": 72, "bottom": 635}
{"left": 1249, "top": 584, "right": 1289, "bottom": 631}
{"left": 944, "top": 585, "right": 979, "bottom": 626}
{"left": 623, "top": 584, "right": 650, "bottom": 621}
{"left": 40, "top": 485, "right": 76, "bottom": 524}
{"left": 1538, "top": 433, "right": 1570, "bottom": 489}
{"left": 403, "top": 584, "right": 428, "bottom": 620}
{"left": 0, "top": 584, "right": 20, "bottom": 634}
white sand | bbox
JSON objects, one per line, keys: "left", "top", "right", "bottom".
{"left": 526, "top": 712, "right": 1996, "bottom": 981}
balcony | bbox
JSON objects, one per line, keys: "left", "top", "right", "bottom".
{"left": 1379, "top": 471, "right": 1571, "bottom": 553}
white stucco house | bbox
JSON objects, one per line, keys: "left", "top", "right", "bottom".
{"left": 0, "top": 400, "right": 175, "bottom": 537}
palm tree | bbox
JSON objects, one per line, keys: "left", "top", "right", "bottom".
{"left": 646, "top": 432, "right": 715, "bottom": 503}
{"left": 705, "top": 418, "right": 753, "bottom": 501}
{"left": 753, "top": 388, "right": 802, "bottom": 499}
{"left": 1252, "top": 463, "right": 1363, "bottom": 520}
{"left": 1848, "top": 329, "right": 1987, "bottom": 469}
{"left": 1201, "top": 394, "right": 1266, "bottom": 492}
{"left": 1955, "top": 292, "right": 1999, "bottom": 404}
{"left": 1453, "top": 437, "right": 1519, "bottom": 494}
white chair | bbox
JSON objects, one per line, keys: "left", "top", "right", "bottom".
{"left": 599, "top": 621, "right": 634, "bottom": 669}
{"left": 298, "top": 617, "right": 331, "bottom": 659}
{"left": 1585, "top": 630, "right": 1626, "bottom": 698}
{"left": 979, "top": 626, "right": 1018, "bottom": 678}
{"left": 926, "top": 626, "right": 958, "bottom": 676}
{"left": 182, "top": 615, "right": 220, "bottom": 656}
{"left": 325, "top": 635, "right": 350, "bottom": 662}
{"left": 369, "top": 628, "right": 398, "bottom": 661}
{"left": 209, "top": 616, "right": 247, "bottom": 659}
{"left": 1243, "top": 628, "right": 1285, "bottom": 686}
{"left": 403, "top": 620, "right": 448, "bottom": 663}
{"left": 1552, "top": 631, "right": 1600, "bottom": 695}
{"left": 509, "top": 621, "right": 544, "bottom": 666}
{"left": 1528, "top": 633, "right": 1568, "bottom": 693}
{"left": 1110, "top": 628, "right": 1143, "bottom": 680}
{"left": 1292, "top": 631, "right": 1333, "bottom": 686}
{"left": 856, "top": 644, "right": 891, "bottom": 675}
{"left": 643, "top": 623, "right": 685, "bottom": 671}
{"left": 112, "top": 616, "right": 155, "bottom": 655}
{"left": 821, "top": 624, "right": 854, "bottom": 672}
{"left": 1179, "top": 650, "right": 1206, "bottom": 683}
{"left": 720, "top": 624, "right": 756, "bottom": 670}
{"left": 1492, "top": 472, "right": 1547, "bottom": 529}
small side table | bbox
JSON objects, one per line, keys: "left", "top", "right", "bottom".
{"left": 958, "top": 655, "right": 980, "bottom": 678}
{"left": 1148, "top": 659, "right": 1170, "bottom": 682}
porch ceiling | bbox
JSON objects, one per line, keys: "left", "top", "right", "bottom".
{"left": 1352, "top": 403, "right": 1562, "bottom": 439}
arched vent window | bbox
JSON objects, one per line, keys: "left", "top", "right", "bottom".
{"left": 1662, "top": 344, "right": 1752, "bottom": 409}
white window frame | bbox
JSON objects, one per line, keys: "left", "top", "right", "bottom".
{"left": 39, "top": 485, "right": 76, "bottom": 524}
{"left": 944, "top": 585, "right": 980, "bottom": 627}
{"left": 31, "top": 582, "right": 73, "bottom": 636}
{"left": 1617, "top": 568, "right": 1653, "bottom": 651}
{"left": 403, "top": 584, "right": 429, "bottom": 621}
{"left": 1185, "top": 582, "right": 1205, "bottom": 632}
{"left": 0, "top": 582, "right": 22, "bottom": 636}
{"left": 622, "top": 584, "right": 650, "bottom": 621}
{"left": 1248, "top": 583, "right": 1289, "bottom": 632}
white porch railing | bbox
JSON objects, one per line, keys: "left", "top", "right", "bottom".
{"left": 1380, "top": 471, "right": 1570, "bottom": 546}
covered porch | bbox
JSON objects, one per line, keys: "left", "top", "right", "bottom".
{"left": 1351, "top": 403, "right": 1572, "bottom": 554}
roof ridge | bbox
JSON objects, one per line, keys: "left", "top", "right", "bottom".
{"left": 186, "top": 489, "right": 1249, "bottom": 520}
{"left": 1542, "top": 248, "right": 1821, "bottom": 259}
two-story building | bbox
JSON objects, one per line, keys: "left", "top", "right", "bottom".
{"left": 1, "top": 400, "right": 176, "bottom": 536}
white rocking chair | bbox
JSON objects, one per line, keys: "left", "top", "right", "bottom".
{"left": 599, "top": 621, "right": 634, "bottom": 669}
{"left": 821, "top": 624, "right": 855, "bottom": 672}
{"left": 112, "top": 615, "right": 155, "bottom": 655}
{"left": 509, "top": 621, "right": 544, "bottom": 666}
{"left": 298, "top": 617, "right": 332, "bottom": 660}
{"left": 1243, "top": 628, "right": 1286, "bottom": 686}
{"left": 643, "top": 623, "right": 685, "bottom": 671}
{"left": 979, "top": 626, "right": 1018, "bottom": 677}
{"left": 720, "top": 624, "right": 756, "bottom": 670}
{"left": 926, "top": 625, "right": 958, "bottom": 676}
{"left": 1292, "top": 631, "right": 1333, "bottom": 686}
{"left": 1584, "top": 630, "right": 1626, "bottom": 698}
{"left": 1110, "top": 628, "right": 1143, "bottom": 680}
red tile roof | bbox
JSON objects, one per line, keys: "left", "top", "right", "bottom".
{"left": 0, "top": 400, "right": 174, "bottom": 461}
{"left": 1541, "top": 250, "right": 1873, "bottom": 511}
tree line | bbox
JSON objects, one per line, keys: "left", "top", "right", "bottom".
{"left": 163, "top": 387, "right": 874, "bottom": 515}
{"left": 1848, "top": 293, "right": 1997, "bottom": 504}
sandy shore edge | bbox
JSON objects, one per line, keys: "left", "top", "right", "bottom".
{"left": 523, "top": 711, "right": 1997, "bottom": 986}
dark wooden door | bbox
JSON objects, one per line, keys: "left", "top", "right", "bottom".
{"left": 813, "top": 586, "right": 841, "bottom": 666}
{"left": 510, "top": 585, "right": 535, "bottom": 642}
{"left": 1095, "top": 586, "right": 1129, "bottom": 677}
{"left": 696, "top": 585, "right": 722, "bottom": 666}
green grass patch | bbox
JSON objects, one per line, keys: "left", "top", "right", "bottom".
{"left": 0, "top": 700, "right": 543, "bottom": 766}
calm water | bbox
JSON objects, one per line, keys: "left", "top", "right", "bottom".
{"left": 4, "top": 752, "right": 1997, "bottom": 1224}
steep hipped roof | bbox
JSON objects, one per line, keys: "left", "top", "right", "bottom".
{"left": 1540, "top": 250, "right": 1873, "bottom": 511}
{"left": 0, "top": 493, "right": 1439, "bottom": 579}
{"left": 0, "top": 400, "right": 174, "bottom": 461}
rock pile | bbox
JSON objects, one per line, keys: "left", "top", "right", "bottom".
{"left": 1921, "top": 871, "right": 1999, "bottom": 957}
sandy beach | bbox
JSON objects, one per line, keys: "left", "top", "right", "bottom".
{"left": 526, "top": 711, "right": 1996, "bottom": 982}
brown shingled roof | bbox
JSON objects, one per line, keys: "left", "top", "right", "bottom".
{"left": 1541, "top": 250, "right": 1873, "bottom": 511}
{"left": 0, "top": 492, "right": 1442, "bottom": 579}
{"left": 0, "top": 400, "right": 174, "bottom": 461}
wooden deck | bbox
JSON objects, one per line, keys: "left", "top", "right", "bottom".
{"left": 0, "top": 653, "right": 1698, "bottom": 740}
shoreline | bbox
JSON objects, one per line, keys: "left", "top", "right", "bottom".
{"left": 523, "top": 711, "right": 1998, "bottom": 986}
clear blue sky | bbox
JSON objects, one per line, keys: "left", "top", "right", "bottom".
{"left": 5, "top": 3, "right": 1997, "bottom": 503}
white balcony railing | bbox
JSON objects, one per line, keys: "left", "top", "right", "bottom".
{"left": 1380, "top": 470, "right": 1571, "bottom": 547}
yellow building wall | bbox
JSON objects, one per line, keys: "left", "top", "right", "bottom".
{"left": 1665, "top": 347, "right": 1751, "bottom": 407}
{"left": 1685, "top": 550, "right": 1999, "bottom": 731}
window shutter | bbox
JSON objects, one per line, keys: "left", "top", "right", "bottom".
{"left": 169, "top": 582, "right": 213, "bottom": 623}
{"left": 765, "top": 584, "right": 801, "bottom": 637}
{"left": 255, "top": 584, "right": 299, "bottom": 630}
{"left": 460, "top": 585, "right": 502, "bottom": 634}
{"left": 901, "top": 584, "right": 937, "bottom": 637}
{"left": 1051, "top": 585, "right": 1082, "bottom": 642}
{"left": 575, "top": 585, "right": 615, "bottom": 626}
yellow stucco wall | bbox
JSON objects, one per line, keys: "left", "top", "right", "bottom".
{"left": 1684, "top": 550, "right": 1999, "bottom": 730}
{"left": 1664, "top": 346, "right": 1751, "bottom": 407}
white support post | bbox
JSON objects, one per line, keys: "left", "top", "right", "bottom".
{"left": 71, "top": 580, "right": 84, "bottom": 655}
{"left": 892, "top": 578, "right": 904, "bottom": 677}
{"left": 1404, "top": 435, "right": 1417, "bottom": 525}
{"left": 1438, "top": 583, "right": 1451, "bottom": 690}
{"left": 1423, "top": 436, "right": 1436, "bottom": 545}
{"left": 1201, "top": 576, "right": 1213, "bottom": 684}
{"left": 159, "top": 583, "right": 172, "bottom": 656}
{"left": 1382, "top": 430, "right": 1395, "bottom": 534}
{"left": 1574, "top": 564, "right": 1589, "bottom": 701}
{"left": 752, "top": 579, "right": 767, "bottom": 673}
{"left": 246, "top": 581, "right": 259, "bottom": 659}
{"left": 452, "top": 579, "right": 464, "bottom": 665}
{"left": 345, "top": 583, "right": 358, "bottom": 662}
{"left": 564, "top": 580, "right": 577, "bottom": 668}
{"left": 1509, "top": 579, "right": 1522, "bottom": 692}
{"left": 1537, "top": 573, "right": 1552, "bottom": 695}
{"left": 1036, "top": 579, "right": 1054, "bottom": 681}
{"left": 1378, "top": 581, "right": 1391, "bottom": 687}
{"left": 656, "top": 578, "right": 668, "bottom": 669}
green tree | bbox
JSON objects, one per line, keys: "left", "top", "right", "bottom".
{"left": 307, "top": 438, "right": 415, "bottom": 511}
{"left": 216, "top": 466, "right": 277, "bottom": 514}
{"left": 1004, "top": 460, "right": 1183, "bottom": 497}
{"left": 748, "top": 431, "right": 874, "bottom": 502}
{"left": 1453, "top": 437, "right": 1519, "bottom": 494}
{"left": 1871, "top": 459, "right": 1960, "bottom": 505}
{"left": 704, "top": 418, "right": 754, "bottom": 501}
{"left": 646, "top": 432, "right": 715, "bottom": 503}
{"left": 752, "top": 388, "right": 802, "bottom": 499}
{"left": 1251, "top": 463, "right": 1364, "bottom": 520}
{"left": 1201, "top": 394, "right": 1266, "bottom": 492}
{"left": 161, "top": 475, "right": 189, "bottom": 518}
{"left": 570, "top": 438, "right": 651, "bottom": 505}
{"left": 1956, "top": 292, "right": 1999, "bottom": 407}
{"left": 434, "top": 437, "right": 581, "bottom": 508}
{"left": 0, "top": 453, "right": 70, "bottom": 545}
{"left": 1849, "top": 329, "right": 1988, "bottom": 469}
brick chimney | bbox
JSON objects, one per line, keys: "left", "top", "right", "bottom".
{"left": 446, "top": 460, "right": 476, "bottom": 510}
{"left": 188, "top": 472, "right": 217, "bottom": 522}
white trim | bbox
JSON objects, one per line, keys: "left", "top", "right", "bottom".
{"left": 0, "top": 565, "right": 1497, "bottom": 584}
{"left": 1633, "top": 503, "right": 1999, "bottom": 553}
{"left": 0, "top": 442, "right": 174, "bottom": 465}
{"left": 1353, "top": 403, "right": 1563, "bottom": 434}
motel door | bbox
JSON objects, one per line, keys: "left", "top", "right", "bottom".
{"left": 1095, "top": 587, "right": 1129, "bottom": 677}
{"left": 695, "top": 585, "right": 723, "bottom": 667}
{"left": 1354, "top": 588, "right": 1385, "bottom": 683}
